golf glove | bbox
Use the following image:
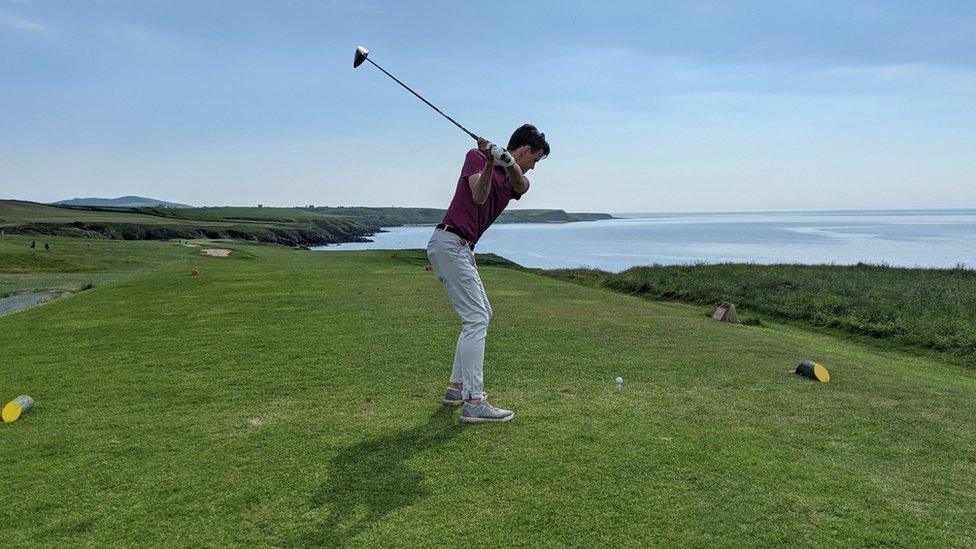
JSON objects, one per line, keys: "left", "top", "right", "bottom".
{"left": 488, "top": 144, "right": 515, "bottom": 167}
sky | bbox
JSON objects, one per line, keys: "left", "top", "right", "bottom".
{"left": 1, "top": 0, "right": 975, "bottom": 213}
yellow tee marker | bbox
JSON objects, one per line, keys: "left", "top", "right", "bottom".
{"left": 2, "top": 395, "right": 35, "bottom": 423}
{"left": 795, "top": 361, "right": 830, "bottom": 382}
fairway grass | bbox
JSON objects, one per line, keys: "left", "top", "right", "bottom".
{"left": 0, "top": 235, "right": 202, "bottom": 298}
{"left": 2, "top": 243, "right": 975, "bottom": 546}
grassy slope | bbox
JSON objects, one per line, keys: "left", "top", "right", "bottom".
{"left": 0, "top": 201, "right": 610, "bottom": 246}
{"left": 543, "top": 263, "right": 976, "bottom": 366}
{"left": 0, "top": 200, "right": 371, "bottom": 246}
{"left": 1, "top": 243, "right": 975, "bottom": 546}
{"left": 0, "top": 200, "right": 187, "bottom": 224}
{"left": 0, "top": 234, "right": 200, "bottom": 298}
{"left": 114, "top": 205, "right": 611, "bottom": 226}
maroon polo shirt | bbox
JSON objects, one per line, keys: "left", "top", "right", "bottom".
{"left": 441, "top": 148, "right": 526, "bottom": 245}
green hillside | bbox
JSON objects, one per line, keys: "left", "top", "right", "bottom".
{"left": 0, "top": 201, "right": 611, "bottom": 246}
{"left": 0, "top": 200, "right": 373, "bottom": 246}
{"left": 148, "top": 205, "right": 611, "bottom": 226}
{"left": 544, "top": 263, "right": 976, "bottom": 366}
{"left": 1, "top": 236, "right": 974, "bottom": 545}
{"left": 52, "top": 196, "right": 193, "bottom": 208}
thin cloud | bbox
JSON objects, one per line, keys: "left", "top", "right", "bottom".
{"left": 819, "top": 63, "right": 976, "bottom": 85}
{"left": 0, "top": 11, "right": 49, "bottom": 33}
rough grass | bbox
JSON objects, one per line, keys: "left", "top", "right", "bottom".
{"left": 542, "top": 263, "right": 976, "bottom": 367}
{"left": 2, "top": 242, "right": 975, "bottom": 546}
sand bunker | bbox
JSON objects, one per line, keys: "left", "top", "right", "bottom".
{"left": 200, "top": 248, "right": 232, "bottom": 257}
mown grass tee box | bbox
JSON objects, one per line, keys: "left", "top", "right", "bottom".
{"left": 2, "top": 241, "right": 975, "bottom": 545}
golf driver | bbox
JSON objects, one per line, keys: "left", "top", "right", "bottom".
{"left": 353, "top": 45, "right": 514, "bottom": 166}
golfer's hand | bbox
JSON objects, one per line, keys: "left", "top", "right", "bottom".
{"left": 477, "top": 138, "right": 495, "bottom": 164}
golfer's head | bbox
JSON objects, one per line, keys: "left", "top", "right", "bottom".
{"left": 507, "top": 124, "right": 549, "bottom": 172}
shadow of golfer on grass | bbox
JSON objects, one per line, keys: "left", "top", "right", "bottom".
{"left": 296, "top": 406, "right": 462, "bottom": 546}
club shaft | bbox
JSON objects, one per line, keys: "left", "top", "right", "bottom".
{"left": 366, "top": 58, "right": 480, "bottom": 141}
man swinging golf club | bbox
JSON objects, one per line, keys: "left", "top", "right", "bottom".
{"left": 428, "top": 124, "right": 550, "bottom": 423}
{"left": 351, "top": 47, "right": 549, "bottom": 422}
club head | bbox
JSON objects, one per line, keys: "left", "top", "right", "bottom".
{"left": 353, "top": 45, "right": 369, "bottom": 68}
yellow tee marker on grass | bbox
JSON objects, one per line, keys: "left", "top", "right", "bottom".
{"left": 795, "top": 361, "right": 830, "bottom": 382}
{"left": 2, "top": 395, "right": 34, "bottom": 423}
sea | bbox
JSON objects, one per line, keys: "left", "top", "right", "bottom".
{"left": 313, "top": 209, "right": 976, "bottom": 272}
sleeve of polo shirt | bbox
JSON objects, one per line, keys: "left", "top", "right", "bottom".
{"left": 460, "top": 149, "right": 487, "bottom": 181}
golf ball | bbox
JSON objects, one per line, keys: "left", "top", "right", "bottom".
{"left": 615, "top": 376, "right": 623, "bottom": 385}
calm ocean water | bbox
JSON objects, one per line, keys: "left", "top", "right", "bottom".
{"left": 314, "top": 210, "right": 976, "bottom": 272}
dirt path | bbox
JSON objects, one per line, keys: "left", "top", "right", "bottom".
{"left": 0, "top": 292, "right": 61, "bottom": 316}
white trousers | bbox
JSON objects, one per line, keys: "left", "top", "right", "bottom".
{"left": 427, "top": 228, "right": 492, "bottom": 400}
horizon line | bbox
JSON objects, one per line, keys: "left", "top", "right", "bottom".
{"left": 4, "top": 197, "right": 976, "bottom": 216}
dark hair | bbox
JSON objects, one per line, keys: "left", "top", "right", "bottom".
{"left": 507, "top": 124, "right": 550, "bottom": 158}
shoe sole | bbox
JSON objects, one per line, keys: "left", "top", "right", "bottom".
{"left": 442, "top": 398, "right": 463, "bottom": 406}
{"left": 459, "top": 413, "right": 515, "bottom": 424}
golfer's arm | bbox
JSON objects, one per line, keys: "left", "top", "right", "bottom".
{"left": 468, "top": 162, "right": 493, "bottom": 205}
{"left": 505, "top": 163, "right": 529, "bottom": 194}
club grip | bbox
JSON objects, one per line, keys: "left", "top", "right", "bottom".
{"left": 489, "top": 144, "right": 515, "bottom": 167}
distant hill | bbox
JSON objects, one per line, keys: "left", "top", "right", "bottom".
{"left": 1, "top": 200, "right": 613, "bottom": 246}
{"left": 52, "top": 196, "right": 193, "bottom": 208}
